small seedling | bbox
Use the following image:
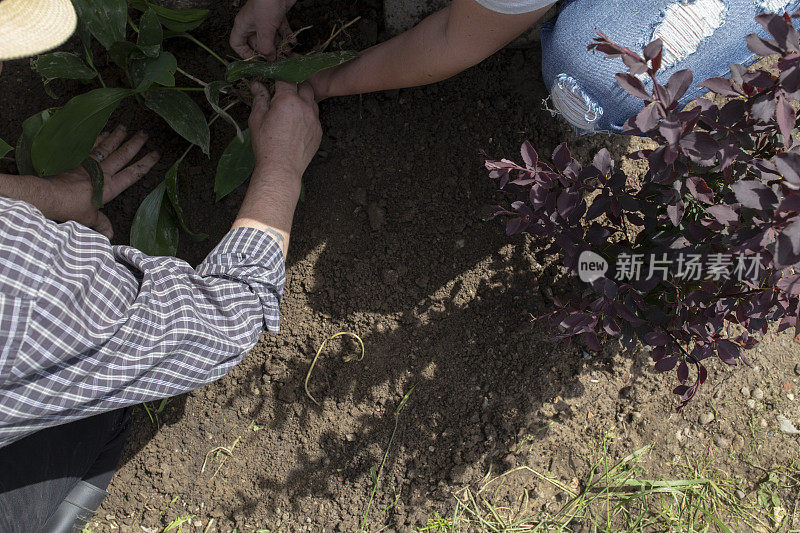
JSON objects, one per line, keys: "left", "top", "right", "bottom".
{"left": 304, "top": 331, "right": 365, "bottom": 405}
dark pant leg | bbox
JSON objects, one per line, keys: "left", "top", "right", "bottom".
{"left": 0, "top": 408, "right": 131, "bottom": 533}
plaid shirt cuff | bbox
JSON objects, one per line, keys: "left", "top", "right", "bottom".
{"left": 196, "top": 227, "right": 286, "bottom": 333}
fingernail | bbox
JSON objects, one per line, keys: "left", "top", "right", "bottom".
{"left": 138, "top": 130, "right": 149, "bottom": 139}
{"left": 116, "top": 124, "right": 127, "bottom": 133}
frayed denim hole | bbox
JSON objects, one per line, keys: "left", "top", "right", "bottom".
{"left": 547, "top": 74, "right": 604, "bottom": 133}
{"left": 650, "top": 0, "right": 726, "bottom": 69}
{"left": 758, "top": 0, "right": 790, "bottom": 12}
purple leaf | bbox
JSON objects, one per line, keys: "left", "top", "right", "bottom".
{"left": 698, "top": 77, "right": 741, "bottom": 97}
{"left": 655, "top": 356, "right": 678, "bottom": 372}
{"left": 716, "top": 339, "right": 740, "bottom": 365}
{"left": 731, "top": 180, "right": 778, "bottom": 210}
{"left": 777, "top": 273, "right": 800, "bottom": 295}
{"left": 746, "top": 33, "right": 782, "bottom": 56}
{"left": 644, "top": 331, "right": 670, "bottom": 346}
{"left": 552, "top": 143, "right": 572, "bottom": 172}
{"left": 593, "top": 148, "right": 613, "bottom": 175}
{"left": 706, "top": 204, "right": 739, "bottom": 225}
{"left": 643, "top": 39, "right": 663, "bottom": 61}
{"left": 677, "top": 360, "right": 689, "bottom": 384}
{"left": 775, "top": 152, "right": 800, "bottom": 188}
{"left": 776, "top": 94, "right": 796, "bottom": 149}
{"left": 667, "top": 199, "right": 685, "bottom": 226}
{"left": 521, "top": 140, "right": 538, "bottom": 169}
{"left": 686, "top": 176, "right": 714, "bottom": 204}
{"left": 615, "top": 73, "right": 652, "bottom": 100}
{"left": 659, "top": 116, "right": 681, "bottom": 146}
{"left": 777, "top": 193, "right": 800, "bottom": 214}
{"left": 584, "top": 332, "right": 601, "bottom": 351}
{"left": 775, "top": 218, "right": 800, "bottom": 266}
{"left": 665, "top": 69, "right": 693, "bottom": 103}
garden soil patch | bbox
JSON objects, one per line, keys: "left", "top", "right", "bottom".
{"left": 2, "top": 1, "right": 799, "bottom": 531}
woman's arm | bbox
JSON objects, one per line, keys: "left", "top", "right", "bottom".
{"left": 312, "top": 0, "right": 552, "bottom": 100}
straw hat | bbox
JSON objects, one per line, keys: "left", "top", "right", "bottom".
{"left": 0, "top": 0, "right": 77, "bottom": 61}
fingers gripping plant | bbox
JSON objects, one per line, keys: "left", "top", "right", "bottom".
{"left": 486, "top": 12, "right": 800, "bottom": 408}
{"left": 17, "top": 0, "right": 355, "bottom": 255}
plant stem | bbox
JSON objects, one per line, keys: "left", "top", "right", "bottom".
{"left": 207, "top": 101, "right": 238, "bottom": 127}
{"left": 176, "top": 67, "right": 209, "bottom": 87}
{"left": 152, "top": 86, "right": 205, "bottom": 92}
{"left": 359, "top": 385, "right": 416, "bottom": 533}
{"left": 178, "top": 33, "right": 228, "bottom": 66}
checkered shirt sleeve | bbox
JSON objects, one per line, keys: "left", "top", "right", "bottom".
{"left": 0, "top": 196, "right": 284, "bottom": 447}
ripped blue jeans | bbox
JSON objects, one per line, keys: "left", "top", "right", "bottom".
{"left": 540, "top": 0, "right": 800, "bottom": 133}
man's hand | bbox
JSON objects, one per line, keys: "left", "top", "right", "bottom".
{"left": 45, "top": 126, "right": 159, "bottom": 239}
{"left": 232, "top": 81, "right": 321, "bottom": 254}
{"left": 230, "top": 0, "right": 296, "bottom": 59}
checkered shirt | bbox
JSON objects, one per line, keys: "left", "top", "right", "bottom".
{"left": 0, "top": 196, "right": 284, "bottom": 447}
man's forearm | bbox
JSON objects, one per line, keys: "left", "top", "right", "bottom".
{"left": 231, "top": 165, "right": 299, "bottom": 255}
{"left": 319, "top": 0, "right": 549, "bottom": 99}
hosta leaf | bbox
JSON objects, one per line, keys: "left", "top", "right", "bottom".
{"left": 226, "top": 51, "right": 359, "bottom": 83}
{"left": 108, "top": 41, "right": 141, "bottom": 70}
{"left": 32, "top": 52, "right": 96, "bottom": 82}
{"left": 204, "top": 81, "right": 243, "bottom": 141}
{"left": 164, "top": 158, "right": 207, "bottom": 241}
{"left": 80, "top": 157, "right": 104, "bottom": 208}
{"left": 32, "top": 88, "right": 131, "bottom": 176}
{"left": 130, "top": 0, "right": 209, "bottom": 32}
{"left": 131, "top": 51, "right": 177, "bottom": 90}
{"left": 0, "top": 138, "right": 11, "bottom": 159}
{"left": 72, "top": 0, "right": 127, "bottom": 50}
{"left": 215, "top": 129, "right": 255, "bottom": 201}
{"left": 144, "top": 89, "right": 209, "bottom": 154}
{"left": 137, "top": 8, "right": 163, "bottom": 57}
{"left": 15, "top": 110, "right": 51, "bottom": 175}
{"left": 130, "top": 181, "right": 179, "bottom": 256}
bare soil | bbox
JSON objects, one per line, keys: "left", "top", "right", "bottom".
{"left": 2, "top": 1, "right": 799, "bottom": 531}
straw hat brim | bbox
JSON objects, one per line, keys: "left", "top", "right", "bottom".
{"left": 0, "top": 0, "right": 77, "bottom": 61}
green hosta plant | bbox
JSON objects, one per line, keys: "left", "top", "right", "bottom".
{"left": 18, "top": 0, "right": 356, "bottom": 256}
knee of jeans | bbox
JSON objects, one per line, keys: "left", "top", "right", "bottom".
{"left": 547, "top": 74, "right": 605, "bottom": 133}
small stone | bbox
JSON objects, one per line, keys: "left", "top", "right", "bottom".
{"left": 788, "top": 393, "right": 795, "bottom": 401}
{"left": 746, "top": 399, "right": 757, "bottom": 409}
{"left": 760, "top": 418, "right": 768, "bottom": 428}
{"left": 736, "top": 489, "right": 746, "bottom": 500}
{"left": 368, "top": 203, "right": 385, "bottom": 230}
{"left": 752, "top": 387, "right": 765, "bottom": 400}
{"left": 503, "top": 454, "right": 516, "bottom": 468}
{"left": 346, "top": 433, "right": 356, "bottom": 442}
{"left": 455, "top": 239, "right": 465, "bottom": 249}
{"left": 450, "top": 464, "right": 476, "bottom": 484}
{"left": 777, "top": 415, "right": 800, "bottom": 435}
{"left": 699, "top": 412, "right": 715, "bottom": 426}
{"left": 732, "top": 435, "right": 745, "bottom": 451}
{"left": 741, "top": 386, "right": 751, "bottom": 397}
{"left": 714, "top": 436, "right": 730, "bottom": 448}
{"left": 193, "top": 520, "right": 203, "bottom": 528}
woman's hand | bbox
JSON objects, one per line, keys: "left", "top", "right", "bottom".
{"left": 230, "top": 0, "right": 296, "bottom": 59}
{"left": 44, "top": 125, "right": 159, "bottom": 239}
